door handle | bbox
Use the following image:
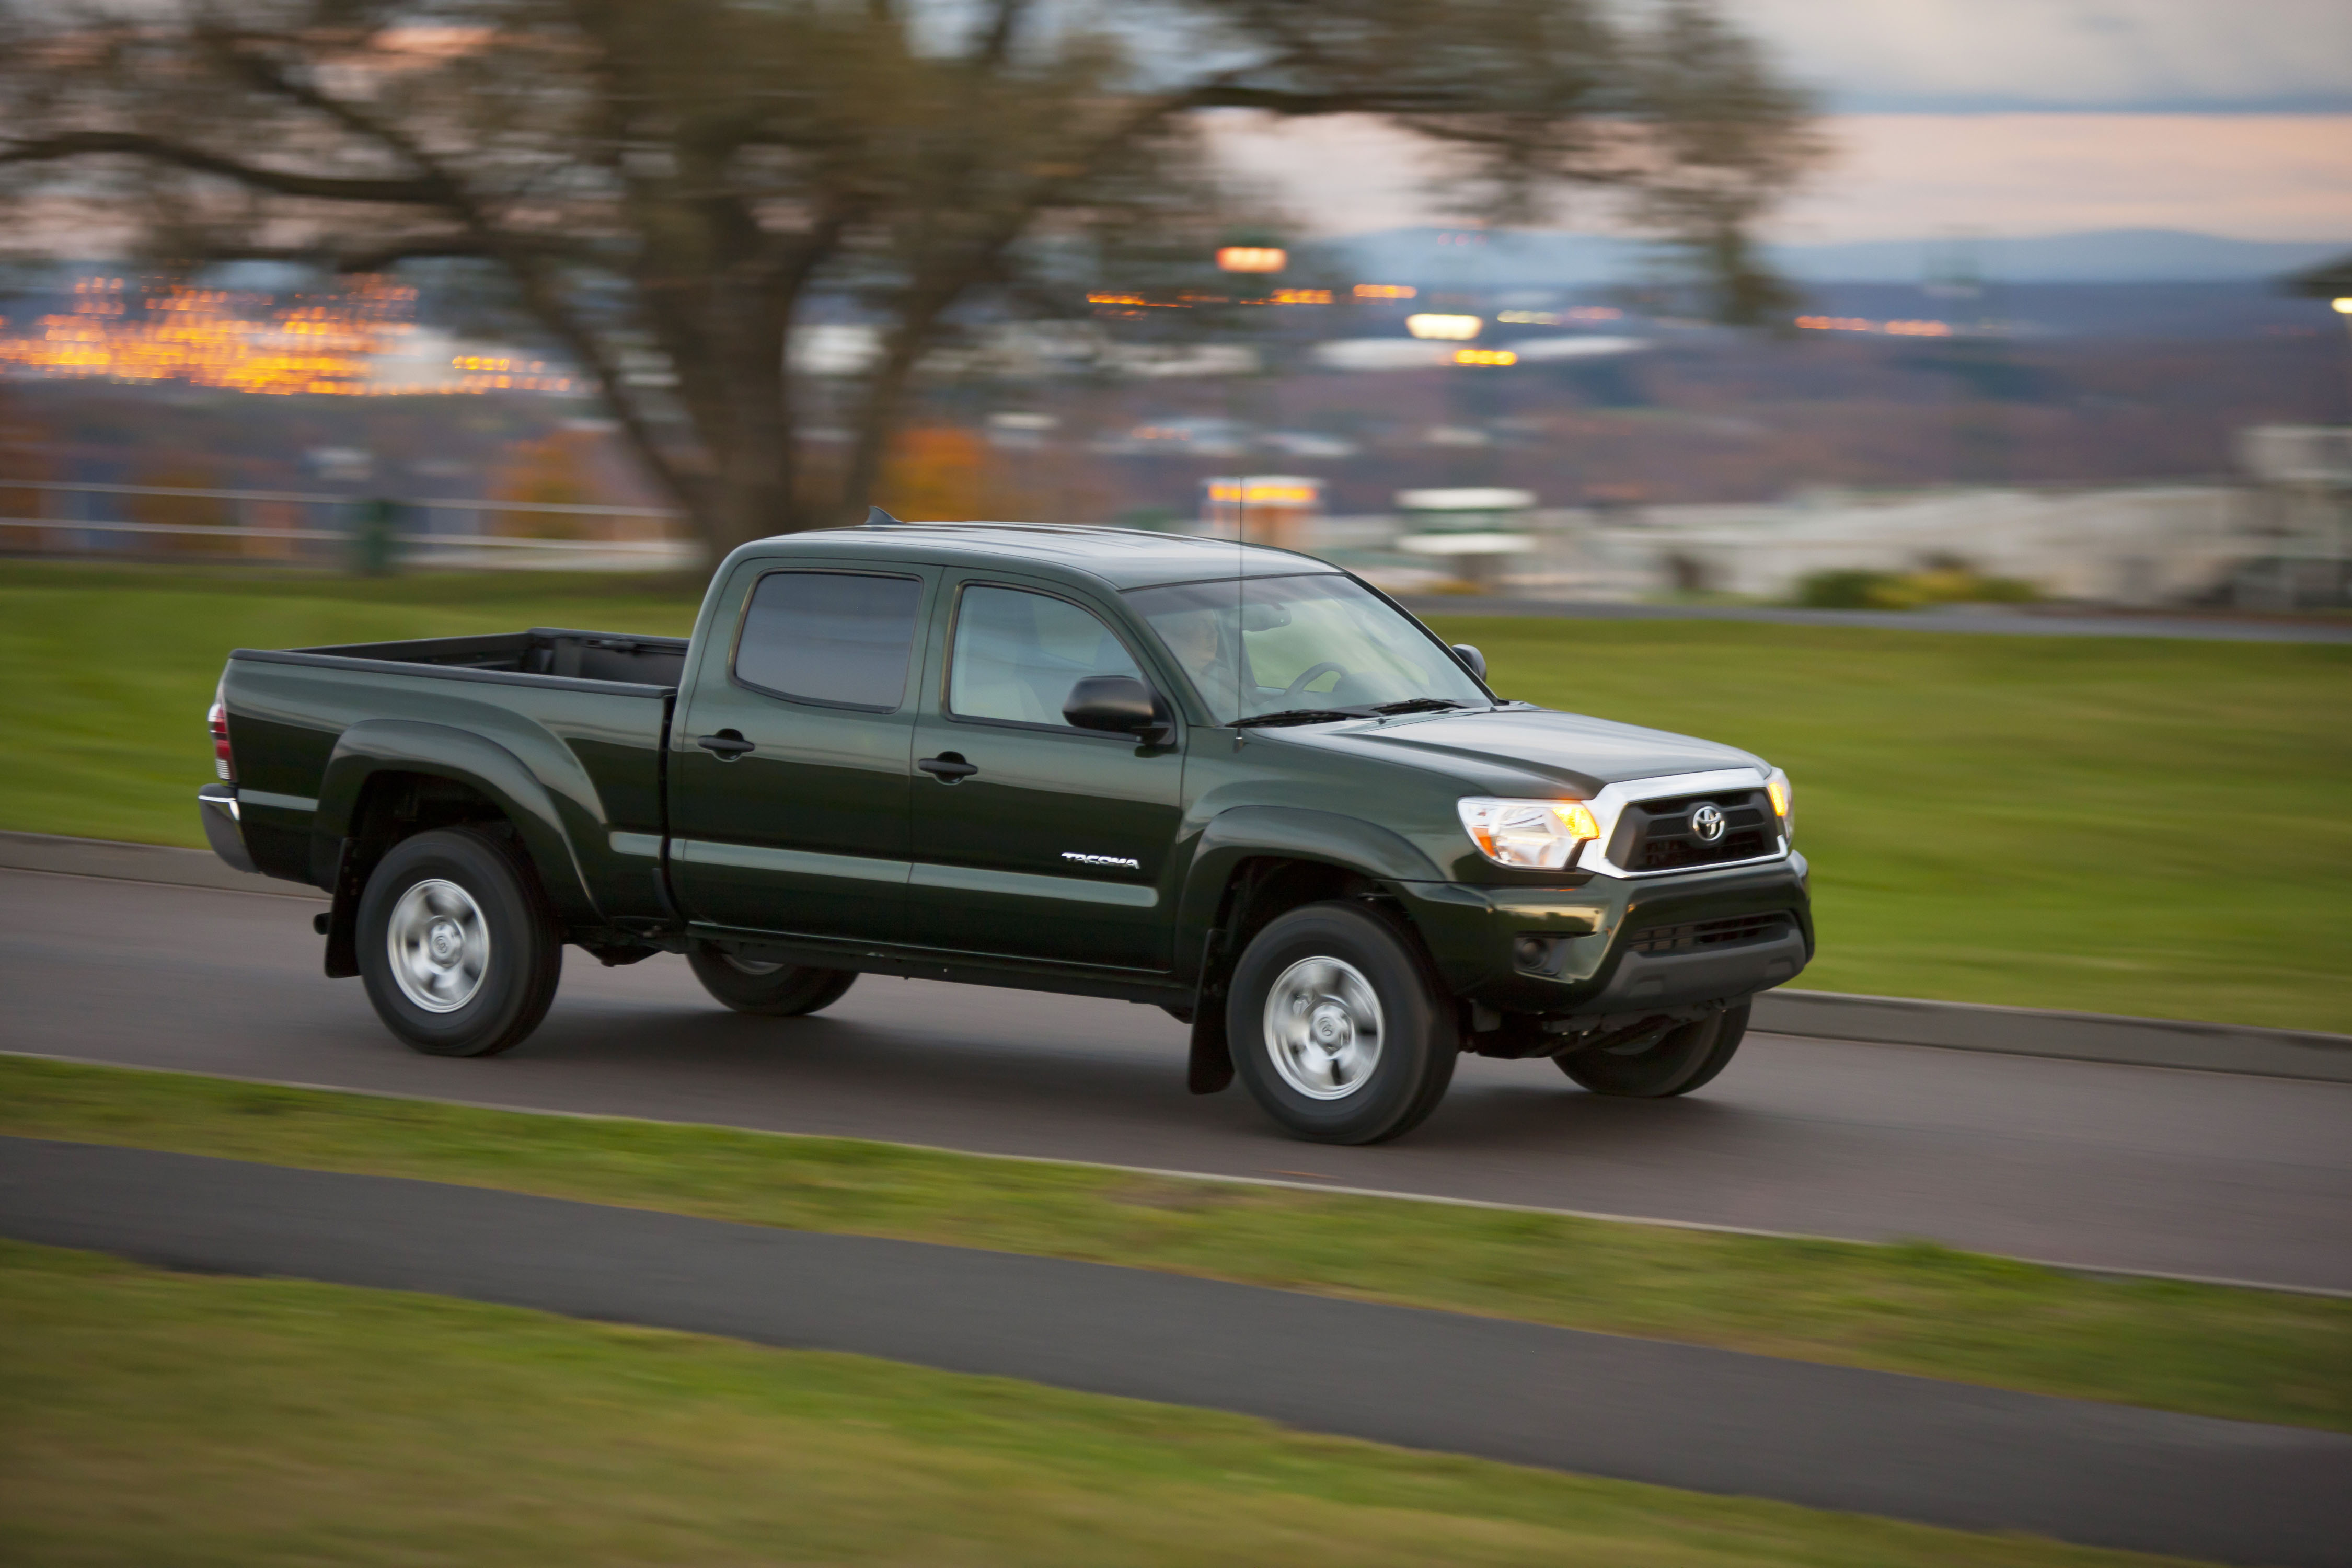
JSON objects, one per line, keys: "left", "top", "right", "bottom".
{"left": 696, "top": 731, "right": 756, "bottom": 760}
{"left": 917, "top": 753, "right": 978, "bottom": 782}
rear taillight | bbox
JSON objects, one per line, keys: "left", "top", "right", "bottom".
{"left": 208, "top": 682, "right": 235, "bottom": 782}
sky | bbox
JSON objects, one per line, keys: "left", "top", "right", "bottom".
{"left": 1208, "top": 0, "right": 2352, "bottom": 243}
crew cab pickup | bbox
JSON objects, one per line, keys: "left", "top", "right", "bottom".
{"left": 199, "top": 522, "right": 1811, "bottom": 1143}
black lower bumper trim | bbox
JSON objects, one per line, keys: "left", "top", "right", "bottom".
{"left": 195, "top": 786, "right": 257, "bottom": 875}
{"left": 1578, "top": 928, "right": 1809, "bottom": 1015}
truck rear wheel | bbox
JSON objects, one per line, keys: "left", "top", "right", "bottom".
{"left": 687, "top": 945, "right": 858, "bottom": 1016}
{"left": 1228, "top": 902, "right": 1458, "bottom": 1144}
{"left": 1557, "top": 1001, "right": 1750, "bottom": 1098}
{"left": 358, "top": 827, "right": 562, "bottom": 1058}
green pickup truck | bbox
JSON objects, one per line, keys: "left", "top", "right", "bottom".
{"left": 199, "top": 521, "right": 1810, "bottom": 1143}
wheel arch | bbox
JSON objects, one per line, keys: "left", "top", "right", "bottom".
{"left": 1174, "top": 806, "right": 1450, "bottom": 1094}
{"left": 314, "top": 721, "right": 595, "bottom": 976}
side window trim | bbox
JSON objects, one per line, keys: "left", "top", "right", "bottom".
{"left": 939, "top": 578, "right": 1162, "bottom": 739}
{"left": 729, "top": 567, "right": 927, "bottom": 714}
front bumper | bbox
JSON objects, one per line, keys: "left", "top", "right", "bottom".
{"left": 197, "top": 785, "right": 258, "bottom": 874}
{"left": 1396, "top": 854, "right": 1812, "bottom": 1019}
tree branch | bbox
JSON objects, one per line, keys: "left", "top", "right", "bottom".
{"left": 973, "top": 0, "right": 1030, "bottom": 64}
{"left": 0, "top": 131, "right": 437, "bottom": 205}
{"left": 200, "top": 32, "right": 710, "bottom": 521}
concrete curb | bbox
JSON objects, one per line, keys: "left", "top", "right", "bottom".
{"left": 0, "top": 828, "right": 324, "bottom": 900}
{"left": 1751, "top": 990, "right": 2352, "bottom": 1083}
{"left": 7, "top": 829, "right": 2346, "bottom": 1081}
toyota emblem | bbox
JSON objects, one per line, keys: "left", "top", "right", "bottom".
{"left": 1690, "top": 803, "right": 1726, "bottom": 843}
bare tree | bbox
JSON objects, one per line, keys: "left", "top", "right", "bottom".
{"left": 0, "top": 0, "right": 1820, "bottom": 552}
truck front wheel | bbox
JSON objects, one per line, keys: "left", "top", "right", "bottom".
{"left": 1557, "top": 1001, "right": 1750, "bottom": 1098}
{"left": 358, "top": 827, "right": 563, "bottom": 1058}
{"left": 1228, "top": 902, "right": 1458, "bottom": 1144}
{"left": 687, "top": 946, "right": 858, "bottom": 1017}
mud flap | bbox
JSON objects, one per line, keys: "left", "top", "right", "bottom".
{"left": 1187, "top": 1004, "right": 1233, "bottom": 1094}
{"left": 322, "top": 836, "right": 363, "bottom": 979}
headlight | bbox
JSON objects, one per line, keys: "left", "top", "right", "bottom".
{"left": 1458, "top": 797, "right": 1600, "bottom": 870}
{"left": 1766, "top": 767, "right": 1793, "bottom": 839}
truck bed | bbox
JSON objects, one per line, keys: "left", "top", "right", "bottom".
{"left": 220, "top": 627, "right": 688, "bottom": 922}
{"left": 292, "top": 627, "right": 689, "bottom": 688}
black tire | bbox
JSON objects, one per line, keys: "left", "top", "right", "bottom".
{"left": 1557, "top": 1000, "right": 1750, "bottom": 1098}
{"left": 1227, "top": 901, "right": 1458, "bottom": 1144}
{"left": 687, "top": 944, "right": 858, "bottom": 1017}
{"left": 357, "top": 827, "right": 562, "bottom": 1058}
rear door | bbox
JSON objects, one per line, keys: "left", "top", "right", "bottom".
{"left": 670, "top": 560, "right": 938, "bottom": 942}
{"left": 902, "top": 576, "right": 1184, "bottom": 970}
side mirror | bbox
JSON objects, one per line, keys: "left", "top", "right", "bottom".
{"left": 1064, "top": 675, "right": 1174, "bottom": 746}
{"left": 1451, "top": 643, "right": 1487, "bottom": 681}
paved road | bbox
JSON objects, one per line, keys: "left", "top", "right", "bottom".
{"left": 8, "top": 1139, "right": 2345, "bottom": 1567}
{"left": 7, "top": 867, "right": 2349, "bottom": 1292}
{"left": 1398, "top": 596, "right": 2352, "bottom": 643}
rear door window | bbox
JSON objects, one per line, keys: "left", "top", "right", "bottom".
{"left": 733, "top": 570, "right": 923, "bottom": 711}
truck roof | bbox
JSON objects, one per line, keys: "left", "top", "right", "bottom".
{"left": 744, "top": 522, "right": 1343, "bottom": 592}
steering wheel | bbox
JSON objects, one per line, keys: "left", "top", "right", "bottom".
{"left": 1279, "top": 661, "right": 1350, "bottom": 704}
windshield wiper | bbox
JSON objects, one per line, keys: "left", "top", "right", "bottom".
{"left": 1366, "top": 697, "right": 1474, "bottom": 716}
{"left": 1231, "top": 707, "right": 1376, "bottom": 729}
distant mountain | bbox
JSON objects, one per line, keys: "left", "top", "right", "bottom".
{"left": 1323, "top": 227, "right": 2350, "bottom": 287}
{"left": 1774, "top": 230, "right": 2352, "bottom": 284}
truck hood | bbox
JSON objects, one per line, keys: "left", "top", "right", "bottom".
{"left": 1278, "top": 706, "right": 1765, "bottom": 795}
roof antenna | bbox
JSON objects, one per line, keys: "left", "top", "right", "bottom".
{"left": 863, "top": 505, "right": 902, "bottom": 527}
{"left": 1231, "top": 477, "right": 1244, "bottom": 728}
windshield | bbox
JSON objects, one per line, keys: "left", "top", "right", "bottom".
{"left": 1125, "top": 572, "right": 1488, "bottom": 726}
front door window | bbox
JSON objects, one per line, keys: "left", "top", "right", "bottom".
{"left": 948, "top": 584, "right": 1146, "bottom": 728}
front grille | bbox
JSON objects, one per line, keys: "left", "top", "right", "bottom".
{"left": 1608, "top": 789, "right": 1775, "bottom": 872}
{"left": 1625, "top": 912, "right": 1791, "bottom": 956}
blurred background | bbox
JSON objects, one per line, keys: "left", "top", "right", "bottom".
{"left": 0, "top": 0, "right": 2345, "bottom": 609}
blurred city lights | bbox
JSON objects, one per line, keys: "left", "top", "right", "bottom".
{"left": 1204, "top": 477, "right": 1319, "bottom": 506}
{"left": 1216, "top": 246, "right": 1286, "bottom": 273}
{"left": 1352, "top": 283, "right": 1417, "bottom": 299}
{"left": 2333, "top": 297, "right": 2352, "bottom": 314}
{"left": 0, "top": 276, "right": 577, "bottom": 396}
{"left": 1406, "top": 314, "right": 1482, "bottom": 341}
{"left": 1269, "top": 288, "right": 1332, "bottom": 305}
{"left": 1497, "top": 306, "right": 1622, "bottom": 326}
{"left": 1795, "top": 315, "right": 1952, "bottom": 337}
{"left": 1453, "top": 348, "right": 1517, "bottom": 366}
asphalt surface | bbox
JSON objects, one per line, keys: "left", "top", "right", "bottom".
{"left": 6, "top": 1137, "right": 2345, "bottom": 1566}
{"left": 1397, "top": 596, "right": 2352, "bottom": 643}
{"left": 7, "top": 867, "right": 2350, "bottom": 1293}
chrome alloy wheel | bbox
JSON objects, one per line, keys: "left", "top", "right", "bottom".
{"left": 720, "top": 951, "right": 786, "bottom": 976}
{"left": 1263, "top": 955, "right": 1384, "bottom": 1100}
{"left": 387, "top": 878, "right": 491, "bottom": 1013}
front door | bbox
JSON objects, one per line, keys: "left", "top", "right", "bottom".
{"left": 670, "top": 562, "right": 936, "bottom": 942}
{"left": 904, "top": 578, "right": 1184, "bottom": 970}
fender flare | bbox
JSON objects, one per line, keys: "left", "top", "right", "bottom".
{"left": 1175, "top": 806, "right": 1446, "bottom": 1094}
{"left": 314, "top": 719, "right": 598, "bottom": 927}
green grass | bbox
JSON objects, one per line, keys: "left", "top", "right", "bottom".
{"left": 1431, "top": 614, "right": 2352, "bottom": 1031}
{"left": 2, "top": 561, "right": 2347, "bottom": 1028}
{"left": 0, "top": 562, "right": 704, "bottom": 849}
{"left": 5, "top": 1056, "right": 2344, "bottom": 1434}
{"left": 0, "top": 1239, "right": 2200, "bottom": 1568}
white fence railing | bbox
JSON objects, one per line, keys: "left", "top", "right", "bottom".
{"left": 0, "top": 479, "right": 703, "bottom": 571}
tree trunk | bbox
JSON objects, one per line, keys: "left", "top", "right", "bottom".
{"left": 657, "top": 275, "right": 807, "bottom": 558}
{"left": 838, "top": 282, "right": 963, "bottom": 522}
